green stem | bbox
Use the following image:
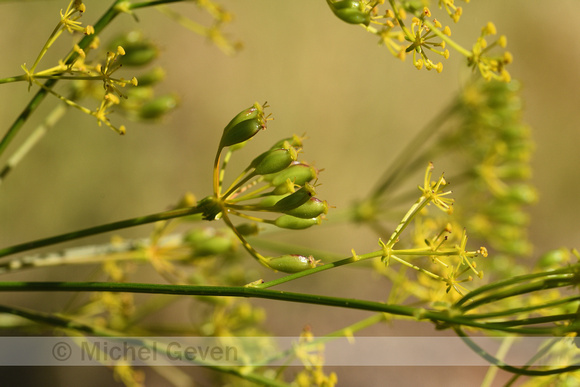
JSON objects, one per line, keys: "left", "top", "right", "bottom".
{"left": 0, "top": 281, "right": 572, "bottom": 335}
{"left": 463, "top": 295, "right": 580, "bottom": 321}
{"left": 129, "top": 0, "right": 187, "bottom": 10}
{"left": 388, "top": 0, "right": 413, "bottom": 40}
{"left": 0, "top": 75, "right": 28, "bottom": 84}
{"left": 0, "top": 206, "right": 204, "bottom": 259}
{"left": 0, "top": 101, "right": 68, "bottom": 186}
{"left": 423, "top": 20, "right": 472, "bottom": 58}
{"left": 459, "top": 275, "right": 576, "bottom": 312}
{"left": 256, "top": 250, "right": 382, "bottom": 289}
{"left": 369, "top": 99, "right": 458, "bottom": 201}
{"left": 453, "top": 326, "right": 580, "bottom": 376}
{"left": 385, "top": 195, "right": 429, "bottom": 247}
{"left": 455, "top": 266, "right": 578, "bottom": 309}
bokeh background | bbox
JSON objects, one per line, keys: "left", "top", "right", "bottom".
{"left": 1, "top": 1, "right": 579, "bottom": 385}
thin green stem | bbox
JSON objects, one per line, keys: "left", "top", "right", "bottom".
{"left": 385, "top": 196, "right": 429, "bottom": 247}
{"left": 455, "top": 266, "right": 579, "bottom": 309}
{"left": 0, "top": 206, "right": 204, "bottom": 259}
{"left": 0, "top": 101, "right": 68, "bottom": 186}
{"left": 481, "top": 336, "right": 515, "bottom": 387}
{"left": 0, "top": 281, "right": 573, "bottom": 335}
{"left": 220, "top": 211, "right": 267, "bottom": 266}
{"left": 213, "top": 152, "right": 222, "bottom": 196}
{"left": 453, "top": 326, "right": 580, "bottom": 376}
{"left": 256, "top": 250, "right": 382, "bottom": 289}
{"left": 28, "top": 14, "right": 66, "bottom": 74}
{"left": 423, "top": 20, "right": 472, "bottom": 58}
{"left": 222, "top": 172, "right": 256, "bottom": 200}
{"left": 463, "top": 295, "right": 580, "bottom": 321}
{"left": 0, "top": 75, "right": 28, "bottom": 84}
{"left": 369, "top": 100, "right": 458, "bottom": 201}
{"left": 129, "top": 0, "right": 187, "bottom": 10}
{"left": 459, "top": 275, "right": 576, "bottom": 312}
{"left": 388, "top": 0, "right": 413, "bottom": 40}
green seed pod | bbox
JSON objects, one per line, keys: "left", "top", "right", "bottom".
{"left": 125, "top": 86, "right": 154, "bottom": 102}
{"left": 272, "top": 179, "right": 297, "bottom": 195}
{"left": 134, "top": 66, "right": 165, "bottom": 87}
{"left": 274, "top": 215, "right": 321, "bottom": 229}
{"left": 219, "top": 103, "right": 267, "bottom": 149}
{"left": 184, "top": 228, "right": 234, "bottom": 258}
{"left": 270, "top": 184, "right": 315, "bottom": 212}
{"left": 498, "top": 238, "right": 533, "bottom": 256}
{"left": 222, "top": 103, "right": 262, "bottom": 134}
{"left": 264, "top": 254, "right": 318, "bottom": 273}
{"left": 220, "top": 119, "right": 264, "bottom": 148}
{"left": 138, "top": 94, "right": 179, "bottom": 120}
{"left": 264, "top": 162, "right": 319, "bottom": 187}
{"left": 504, "top": 184, "right": 538, "bottom": 204}
{"left": 499, "top": 124, "right": 530, "bottom": 141}
{"left": 326, "top": 0, "right": 371, "bottom": 26}
{"left": 109, "top": 31, "right": 159, "bottom": 67}
{"left": 485, "top": 203, "right": 529, "bottom": 226}
{"left": 252, "top": 148, "right": 298, "bottom": 176}
{"left": 258, "top": 194, "right": 290, "bottom": 208}
{"left": 235, "top": 223, "right": 260, "bottom": 236}
{"left": 283, "top": 197, "right": 328, "bottom": 219}
{"left": 495, "top": 163, "right": 532, "bottom": 180}
{"left": 536, "top": 248, "right": 571, "bottom": 270}
{"left": 269, "top": 135, "right": 304, "bottom": 150}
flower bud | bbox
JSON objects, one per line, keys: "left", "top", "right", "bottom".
{"left": 283, "top": 197, "right": 328, "bottom": 219}
{"left": 249, "top": 147, "right": 297, "bottom": 176}
{"left": 326, "top": 0, "right": 371, "bottom": 26}
{"left": 219, "top": 103, "right": 267, "bottom": 149}
{"left": 274, "top": 215, "right": 321, "bottom": 230}
{"left": 138, "top": 94, "right": 179, "bottom": 120}
{"left": 264, "top": 254, "right": 319, "bottom": 273}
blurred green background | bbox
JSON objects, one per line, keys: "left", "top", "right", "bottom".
{"left": 0, "top": 1, "right": 579, "bottom": 385}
